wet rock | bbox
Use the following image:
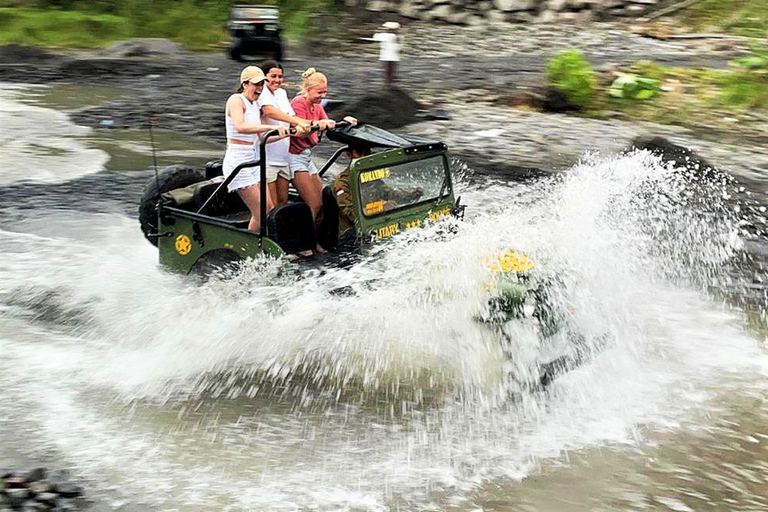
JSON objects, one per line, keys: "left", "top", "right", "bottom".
{"left": 5, "top": 488, "right": 30, "bottom": 507}
{"left": 22, "top": 501, "right": 48, "bottom": 512}
{"left": 346, "top": 86, "right": 425, "bottom": 128}
{"left": 494, "top": 0, "right": 535, "bottom": 11}
{"left": 46, "top": 470, "right": 71, "bottom": 488}
{"left": 630, "top": 136, "right": 713, "bottom": 171}
{"left": 5, "top": 476, "right": 27, "bottom": 488}
{"left": 24, "top": 468, "right": 46, "bottom": 483}
{"left": 29, "top": 480, "right": 53, "bottom": 494}
{"left": 35, "top": 492, "right": 59, "bottom": 505}
{"left": 54, "top": 482, "right": 83, "bottom": 499}
{"left": 103, "top": 38, "right": 184, "bottom": 58}
{"left": 0, "top": 44, "right": 56, "bottom": 63}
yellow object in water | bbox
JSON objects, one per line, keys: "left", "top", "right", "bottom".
{"left": 488, "top": 250, "right": 535, "bottom": 274}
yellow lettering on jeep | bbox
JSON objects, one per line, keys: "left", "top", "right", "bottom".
{"left": 360, "top": 168, "right": 391, "bottom": 184}
{"left": 374, "top": 223, "right": 399, "bottom": 240}
{"left": 365, "top": 200, "right": 384, "bottom": 215}
{"left": 175, "top": 234, "right": 192, "bottom": 256}
{"left": 427, "top": 208, "right": 451, "bottom": 222}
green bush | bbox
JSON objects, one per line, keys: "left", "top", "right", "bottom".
{"left": 718, "top": 41, "right": 768, "bottom": 109}
{"left": 609, "top": 73, "right": 660, "bottom": 100}
{"left": 545, "top": 50, "right": 596, "bottom": 110}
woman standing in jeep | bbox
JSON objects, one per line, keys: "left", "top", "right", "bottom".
{"left": 224, "top": 66, "right": 288, "bottom": 232}
{"left": 258, "top": 60, "right": 311, "bottom": 208}
{"left": 289, "top": 67, "right": 356, "bottom": 251}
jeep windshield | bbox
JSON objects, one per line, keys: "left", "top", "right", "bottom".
{"left": 359, "top": 155, "right": 451, "bottom": 217}
{"left": 231, "top": 6, "right": 278, "bottom": 21}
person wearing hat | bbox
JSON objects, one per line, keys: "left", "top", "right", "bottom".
{"left": 371, "top": 21, "right": 401, "bottom": 85}
{"left": 224, "top": 65, "right": 290, "bottom": 232}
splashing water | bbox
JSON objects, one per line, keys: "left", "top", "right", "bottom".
{"left": 1, "top": 105, "right": 766, "bottom": 510}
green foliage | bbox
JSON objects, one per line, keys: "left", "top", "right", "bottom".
{"left": 717, "top": 41, "right": 768, "bottom": 109}
{"left": 0, "top": 0, "right": 342, "bottom": 49}
{"left": 609, "top": 73, "right": 660, "bottom": 100}
{"left": 0, "top": 7, "right": 128, "bottom": 47}
{"left": 629, "top": 60, "right": 666, "bottom": 81}
{"left": 545, "top": 50, "right": 596, "bottom": 109}
{"left": 734, "top": 41, "right": 768, "bottom": 70}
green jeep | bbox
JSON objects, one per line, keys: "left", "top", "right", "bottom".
{"left": 138, "top": 124, "right": 459, "bottom": 274}
{"left": 137, "top": 124, "right": 596, "bottom": 387}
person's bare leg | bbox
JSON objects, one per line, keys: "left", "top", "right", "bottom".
{"left": 292, "top": 171, "right": 322, "bottom": 221}
{"left": 267, "top": 181, "right": 278, "bottom": 209}
{"left": 310, "top": 173, "right": 325, "bottom": 226}
{"left": 236, "top": 184, "right": 273, "bottom": 232}
{"left": 276, "top": 176, "right": 290, "bottom": 206}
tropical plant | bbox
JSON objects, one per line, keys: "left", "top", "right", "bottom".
{"left": 545, "top": 50, "right": 596, "bottom": 110}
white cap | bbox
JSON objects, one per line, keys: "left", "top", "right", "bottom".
{"left": 382, "top": 21, "right": 400, "bottom": 30}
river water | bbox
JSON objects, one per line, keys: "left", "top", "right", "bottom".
{"left": 1, "top": 83, "right": 767, "bottom": 511}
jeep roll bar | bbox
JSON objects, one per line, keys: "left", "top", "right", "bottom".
{"left": 196, "top": 122, "right": 351, "bottom": 237}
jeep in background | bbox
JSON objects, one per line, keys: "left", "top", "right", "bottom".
{"left": 226, "top": 4, "right": 283, "bottom": 62}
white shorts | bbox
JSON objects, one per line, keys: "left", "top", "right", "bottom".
{"left": 223, "top": 145, "right": 260, "bottom": 192}
{"left": 266, "top": 165, "right": 290, "bottom": 183}
{"left": 288, "top": 149, "right": 319, "bottom": 178}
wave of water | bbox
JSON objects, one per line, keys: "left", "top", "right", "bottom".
{"left": 1, "top": 98, "right": 767, "bottom": 510}
{"left": 0, "top": 83, "right": 108, "bottom": 185}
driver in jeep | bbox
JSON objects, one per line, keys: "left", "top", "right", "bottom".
{"left": 332, "top": 145, "right": 423, "bottom": 247}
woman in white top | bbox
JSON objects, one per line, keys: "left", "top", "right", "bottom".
{"left": 258, "top": 60, "right": 311, "bottom": 207}
{"left": 224, "top": 66, "right": 289, "bottom": 232}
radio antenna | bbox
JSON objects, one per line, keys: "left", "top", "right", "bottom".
{"left": 148, "top": 115, "right": 161, "bottom": 194}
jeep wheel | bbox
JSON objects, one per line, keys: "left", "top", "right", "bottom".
{"left": 191, "top": 249, "right": 244, "bottom": 279}
{"left": 228, "top": 40, "right": 244, "bottom": 62}
{"left": 139, "top": 165, "right": 205, "bottom": 246}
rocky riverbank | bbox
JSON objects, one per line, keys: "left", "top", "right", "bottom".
{"left": 0, "top": 20, "right": 764, "bottom": 186}
{"left": 1, "top": 468, "right": 85, "bottom": 511}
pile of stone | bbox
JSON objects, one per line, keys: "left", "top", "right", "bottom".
{"left": 349, "top": 0, "right": 664, "bottom": 25}
{"left": 1, "top": 468, "right": 84, "bottom": 511}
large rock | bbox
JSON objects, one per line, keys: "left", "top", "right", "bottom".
{"left": 493, "top": 0, "right": 536, "bottom": 12}
{"left": 103, "top": 39, "right": 183, "bottom": 58}
{"left": 425, "top": 4, "right": 453, "bottom": 20}
{"left": 346, "top": 86, "right": 425, "bottom": 129}
{"left": 548, "top": 0, "right": 570, "bottom": 11}
{"left": 366, "top": 0, "right": 392, "bottom": 12}
{"left": 537, "top": 9, "right": 558, "bottom": 22}
{"left": 399, "top": 2, "right": 422, "bottom": 18}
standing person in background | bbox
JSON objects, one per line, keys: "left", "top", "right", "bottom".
{"left": 223, "top": 66, "right": 288, "bottom": 232}
{"left": 289, "top": 67, "right": 357, "bottom": 253}
{"left": 372, "top": 21, "right": 401, "bottom": 85}
{"left": 258, "top": 60, "right": 311, "bottom": 207}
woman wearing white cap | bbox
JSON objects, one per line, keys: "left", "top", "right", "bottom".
{"left": 224, "top": 66, "right": 289, "bottom": 232}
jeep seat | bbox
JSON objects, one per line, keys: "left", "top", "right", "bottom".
{"left": 267, "top": 203, "right": 316, "bottom": 255}
{"left": 192, "top": 179, "right": 248, "bottom": 217}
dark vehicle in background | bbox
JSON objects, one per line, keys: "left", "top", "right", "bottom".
{"left": 226, "top": 4, "right": 283, "bottom": 62}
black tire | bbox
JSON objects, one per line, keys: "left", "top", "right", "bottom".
{"left": 228, "top": 40, "right": 244, "bottom": 62}
{"left": 138, "top": 165, "right": 205, "bottom": 246}
{"left": 273, "top": 41, "right": 283, "bottom": 62}
{"left": 191, "top": 249, "right": 244, "bottom": 279}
